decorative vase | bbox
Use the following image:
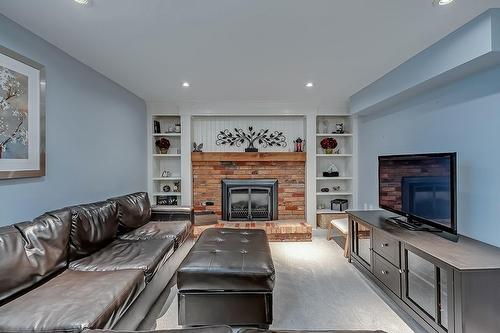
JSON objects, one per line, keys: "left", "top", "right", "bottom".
{"left": 324, "top": 148, "right": 333, "bottom": 154}
{"left": 155, "top": 138, "right": 171, "bottom": 154}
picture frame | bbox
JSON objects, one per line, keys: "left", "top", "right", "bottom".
{"left": 0, "top": 44, "right": 45, "bottom": 179}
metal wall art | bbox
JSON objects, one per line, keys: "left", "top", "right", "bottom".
{"left": 216, "top": 126, "right": 286, "bottom": 152}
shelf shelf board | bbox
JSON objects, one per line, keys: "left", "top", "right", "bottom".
{"left": 317, "top": 154, "right": 352, "bottom": 157}
{"left": 152, "top": 177, "right": 181, "bottom": 181}
{"left": 316, "top": 177, "right": 352, "bottom": 180}
{"left": 153, "top": 133, "right": 181, "bottom": 137}
{"left": 316, "top": 133, "right": 353, "bottom": 137}
{"left": 191, "top": 152, "right": 306, "bottom": 162}
{"left": 152, "top": 192, "right": 182, "bottom": 196}
{"left": 153, "top": 154, "right": 181, "bottom": 157}
{"left": 152, "top": 204, "right": 181, "bottom": 208}
{"left": 316, "top": 192, "right": 353, "bottom": 196}
{"left": 317, "top": 209, "right": 348, "bottom": 214}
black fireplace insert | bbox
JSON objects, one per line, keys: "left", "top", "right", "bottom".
{"left": 221, "top": 179, "right": 278, "bottom": 221}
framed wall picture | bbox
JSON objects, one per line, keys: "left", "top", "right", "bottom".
{"left": 0, "top": 45, "right": 45, "bottom": 179}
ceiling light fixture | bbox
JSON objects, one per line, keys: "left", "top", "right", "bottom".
{"left": 181, "top": 82, "right": 191, "bottom": 88}
{"left": 74, "top": 0, "right": 91, "bottom": 6}
{"left": 305, "top": 82, "right": 314, "bottom": 88}
{"left": 434, "top": 0, "right": 455, "bottom": 5}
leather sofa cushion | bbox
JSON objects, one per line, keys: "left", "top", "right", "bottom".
{"left": 0, "top": 209, "right": 71, "bottom": 304}
{"left": 0, "top": 226, "right": 34, "bottom": 304}
{"left": 85, "top": 329, "right": 385, "bottom": 333}
{"left": 119, "top": 220, "right": 192, "bottom": 249}
{"left": 85, "top": 326, "right": 233, "bottom": 333}
{"left": 177, "top": 228, "right": 275, "bottom": 292}
{"left": 109, "top": 192, "right": 151, "bottom": 232}
{"left": 0, "top": 269, "right": 145, "bottom": 332}
{"left": 151, "top": 206, "right": 194, "bottom": 222}
{"left": 86, "top": 326, "right": 233, "bottom": 333}
{"left": 69, "top": 201, "right": 119, "bottom": 261}
{"left": 70, "top": 238, "right": 175, "bottom": 283}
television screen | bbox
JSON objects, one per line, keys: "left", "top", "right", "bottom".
{"left": 379, "top": 153, "right": 456, "bottom": 233}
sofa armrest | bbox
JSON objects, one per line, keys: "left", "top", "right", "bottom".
{"left": 151, "top": 206, "right": 194, "bottom": 224}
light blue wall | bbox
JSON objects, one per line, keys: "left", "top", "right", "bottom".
{"left": 0, "top": 14, "right": 147, "bottom": 224}
{"left": 357, "top": 64, "right": 500, "bottom": 247}
{"left": 350, "top": 9, "right": 500, "bottom": 116}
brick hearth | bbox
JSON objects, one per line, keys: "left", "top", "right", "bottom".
{"left": 194, "top": 220, "right": 312, "bottom": 242}
{"left": 192, "top": 153, "right": 306, "bottom": 220}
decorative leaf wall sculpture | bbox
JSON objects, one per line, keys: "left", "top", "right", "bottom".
{"left": 216, "top": 126, "right": 287, "bottom": 152}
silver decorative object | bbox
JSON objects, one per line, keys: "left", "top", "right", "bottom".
{"left": 193, "top": 142, "right": 203, "bottom": 152}
{"left": 335, "top": 123, "right": 345, "bottom": 134}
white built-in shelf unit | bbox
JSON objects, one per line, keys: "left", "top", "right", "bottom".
{"left": 315, "top": 114, "right": 355, "bottom": 218}
{"left": 150, "top": 114, "right": 183, "bottom": 207}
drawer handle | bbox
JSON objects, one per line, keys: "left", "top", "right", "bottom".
{"left": 381, "top": 243, "right": 389, "bottom": 248}
{"left": 381, "top": 270, "right": 388, "bottom": 275}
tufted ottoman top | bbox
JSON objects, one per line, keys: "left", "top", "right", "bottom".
{"left": 177, "top": 228, "right": 275, "bottom": 292}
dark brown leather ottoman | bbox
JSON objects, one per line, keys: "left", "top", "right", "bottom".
{"left": 177, "top": 228, "right": 275, "bottom": 328}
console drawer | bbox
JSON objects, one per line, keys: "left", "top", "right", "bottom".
{"left": 373, "top": 253, "right": 401, "bottom": 297}
{"left": 372, "top": 229, "right": 400, "bottom": 267}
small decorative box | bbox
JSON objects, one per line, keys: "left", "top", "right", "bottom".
{"left": 322, "top": 171, "right": 339, "bottom": 177}
{"left": 331, "top": 199, "right": 349, "bottom": 212}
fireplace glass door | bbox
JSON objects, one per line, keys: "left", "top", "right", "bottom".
{"left": 250, "top": 188, "right": 271, "bottom": 220}
{"left": 222, "top": 179, "right": 278, "bottom": 221}
{"left": 229, "top": 188, "right": 251, "bottom": 220}
{"left": 229, "top": 187, "right": 271, "bottom": 220}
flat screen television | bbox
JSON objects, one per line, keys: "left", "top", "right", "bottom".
{"left": 378, "top": 152, "right": 457, "bottom": 235}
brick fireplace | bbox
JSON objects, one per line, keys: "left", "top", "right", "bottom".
{"left": 192, "top": 152, "right": 306, "bottom": 220}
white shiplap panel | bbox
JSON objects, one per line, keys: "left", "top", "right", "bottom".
{"left": 192, "top": 116, "right": 305, "bottom": 152}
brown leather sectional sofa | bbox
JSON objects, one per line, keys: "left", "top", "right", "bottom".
{"left": 87, "top": 327, "right": 386, "bottom": 333}
{"left": 0, "top": 192, "right": 194, "bottom": 333}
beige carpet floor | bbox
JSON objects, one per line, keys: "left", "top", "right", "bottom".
{"left": 154, "top": 230, "right": 426, "bottom": 333}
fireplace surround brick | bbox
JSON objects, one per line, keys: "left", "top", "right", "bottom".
{"left": 192, "top": 160, "right": 305, "bottom": 220}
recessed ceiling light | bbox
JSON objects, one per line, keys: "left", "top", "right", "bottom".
{"left": 434, "top": 0, "right": 455, "bottom": 5}
{"left": 181, "top": 82, "right": 191, "bottom": 88}
{"left": 305, "top": 82, "right": 314, "bottom": 88}
{"left": 74, "top": 0, "right": 91, "bottom": 6}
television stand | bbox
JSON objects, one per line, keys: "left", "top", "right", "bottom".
{"left": 385, "top": 216, "right": 431, "bottom": 231}
{"left": 385, "top": 216, "right": 459, "bottom": 241}
{"left": 348, "top": 210, "right": 500, "bottom": 333}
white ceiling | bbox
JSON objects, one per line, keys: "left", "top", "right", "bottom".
{"left": 1, "top": 0, "right": 499, "bottom": 108}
